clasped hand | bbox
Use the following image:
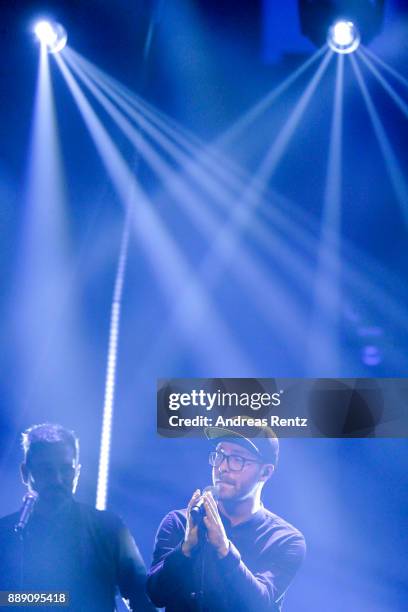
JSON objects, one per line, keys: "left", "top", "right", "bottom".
{"left": 182, "top": 489, "right": 230, "bottom": 559}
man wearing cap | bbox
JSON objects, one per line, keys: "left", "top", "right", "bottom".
{"left": 147, "top": 426, "right": 305, "bottom": 611}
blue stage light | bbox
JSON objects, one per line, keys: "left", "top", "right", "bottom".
{"left": 327, "top": 20, "right": 360, "bottom": 54}
{"left": 34, "top": 20, "right": 67, "bottom": 53}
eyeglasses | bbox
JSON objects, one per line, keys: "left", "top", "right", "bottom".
{"left": 209, "top": 449, "right": 261, "bottom": 472}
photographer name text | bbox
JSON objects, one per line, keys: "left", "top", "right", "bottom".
{"left": 167, "top": 415, "right": 308, "bottom": 428}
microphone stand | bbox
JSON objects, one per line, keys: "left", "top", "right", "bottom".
{"left": 196, "top": 520, "right": 207, "bottom": 612}
{"left": 17, "top": 529, "right": 25, "bottom": 590}
{"left": 14, "top": 492, "right": 38, "bottom": 590}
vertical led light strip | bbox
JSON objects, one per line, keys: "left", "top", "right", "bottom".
{"left": 93, "top": 5, "right": 164, "bottom": 510}
{"left": 95, "top": 216, "right": 131, "bottom": 510}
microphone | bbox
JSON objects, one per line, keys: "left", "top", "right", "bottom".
{"left": 14, "top": 491, "right": 38, "bottom": 535}
{"left": 190, "top": 485, "right": 218, "bottom": 526}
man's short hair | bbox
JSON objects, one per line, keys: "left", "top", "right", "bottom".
{"left": 21, "top": 423, "right": 80, "bottom": 465}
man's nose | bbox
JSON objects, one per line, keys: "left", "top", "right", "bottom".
{"left": 218, "top": 457, "right": 230, "bottom": 474}
{"left": 48, "top": 468, "right": 64, "bottom": 485}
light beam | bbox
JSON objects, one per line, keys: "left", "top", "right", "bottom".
{"left": 350, "top": 54, "right": 408, "bottom": 226}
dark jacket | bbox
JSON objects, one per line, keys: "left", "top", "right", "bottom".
{"left": 0, "top": 500, "right": 156, "bottom": 612}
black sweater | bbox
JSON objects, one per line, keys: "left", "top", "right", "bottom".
{"left": 147, "top": 506, "right": 306, "bottom": 611}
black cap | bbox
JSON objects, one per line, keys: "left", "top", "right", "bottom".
{"left": 204, "top": 425, "right": 279, "bottom": 467}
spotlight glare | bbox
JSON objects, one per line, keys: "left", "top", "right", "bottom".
{"left": 327, "top": 20, "right": 360, "bottom": 55}
{"left": 34, "top": 20, "right": 67, "bottom": 53}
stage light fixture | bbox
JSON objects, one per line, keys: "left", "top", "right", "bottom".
{"left": 298, "top": 1, "right": 384, "bottom": 49}
{"left": 327, "top": 20, "right": 360, "bottom": 54}
{"left": 34, "top": 20, "right": 67, "bottom": 53}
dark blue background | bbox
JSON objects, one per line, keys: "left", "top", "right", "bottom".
{"left": 0, "top": 1, "right": 407, "bottom": 610}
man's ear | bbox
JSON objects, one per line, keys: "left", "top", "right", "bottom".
{"left": 260, "top": 464, "right": 274, "bottom": 482}
{"left": 20, "top": 462, "right": 29, "bottom": 486}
